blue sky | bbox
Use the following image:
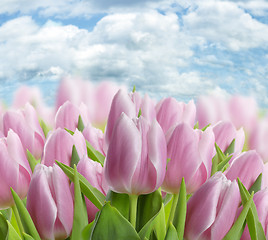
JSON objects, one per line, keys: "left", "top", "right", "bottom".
{"left": 0, "top": 0, "right": 268, "bottom": 106}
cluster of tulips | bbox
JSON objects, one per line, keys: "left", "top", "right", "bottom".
{"left": 0, "top": 77, "right": 268, "bottom": 240}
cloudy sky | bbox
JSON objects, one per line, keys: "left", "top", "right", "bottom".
{"left": 0, "top": 0, "right": 268, "bottom": 106}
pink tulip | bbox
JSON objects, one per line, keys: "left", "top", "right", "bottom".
{"left": 162, "top": 123, "right": 215, "bottom": 194}
{"left": 104, "top": 113, "right": 167, "bottom": 195}
{"left": 185, "top": 172, "right": 240, "bottom": 240}
{"left": 3, "top": 103, "right": 45, "bottom": 159}
{"left": 156, "top": 97, "right": 196, "bottom": 134}
{"left": 42, "top": 128, "right": 87, "bottom": 167}
{"left": 55, "top": 101, "right": 90, "bottom": 131}
{"left": 0, "top": 130, "right": 31, "bottom": 209}
{"left": 262, "top": 163, "right": 268, "bottom": 189}
{"left": 225, "top": 150, "right": 264, "bottom": 190}
{"left": 212, "top": 121, "right": 245, "bottom": 160}
{"left": 240, "top": 188, "right": 268, "bottom": 239}
{"left": 75, "top": 156, "right": 108, "bottom": 222}
{"left": 27, "top": 164, "right": 73, "bottom": 240}
{"left": 82, "top": 124, "right": 105, "bottom": 156}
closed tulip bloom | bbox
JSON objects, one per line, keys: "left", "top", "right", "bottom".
{"left": 240, "top": 188, "right": 268, "bottom": 239}
{"left": 27, "top": 164, "right": 73, "bottom": 240}
{"left": 76, "top": 156, "right": 108, "bottom": 222}
{"left": 55, "top": 101, "right": 90, "bottom": 131}
{"left": 3, "top": 103, "right": 45, "bottom": 159}
{"left": 225, "top": 150, "right": 264, "bottom": 190}
{"left": 0, "top": 130, "right": 31, "bottom": 209}
{"left": 185, "top": 172, "right": 240, "bottom": 240}
{"left": 156, "top": 98, "right": 196, "bottom": 134}
{"left": 104, "top": 113, "right": 167, "bottom": 195}
{"left": 42, "top": 128, "right": 87, "bottom": 167}
{"left": 162, "top": 123, "right": 215, "bottom": 194}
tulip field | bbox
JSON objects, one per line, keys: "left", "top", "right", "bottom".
{"left": 0, "top": 78, "right": 268, "bottom": 240}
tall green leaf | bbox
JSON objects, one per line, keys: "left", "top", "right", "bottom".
{"left": 26, "top": 150, "right": 40, "bottom": 173}
{"left": 70, "top": 145, "right": 81, "bottom": 168}
{"left": 7, "top": 221, "right": 21, "bottom": 240}
{"left": 56, "top": 161, "right": 105, "bottom": 210}
{"left": 86, "top": 140, "right": 105, "bottom": 166}
{"left": 0, "top": 213, "right": 8, "bottom": 240}
{"left": 164, "top": 223, "right": 179, "bottom": 240}
{"left": 78, "top": 115, "right": 85, "bottom": 132}
{"left": 248, "top": 173, "right": 262, "bottom": 195}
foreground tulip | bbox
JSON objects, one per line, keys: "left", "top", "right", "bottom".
{"left": 75, "top": 156, "right": 108, "bottom": 222}
{"left": 104, "top": 113, "right": 167, "bottom": 195}
{"left": 3, "top": 103, "right": 45, "bottom": 159}
{"left": 42, "top": 128, "right": 87, "bottom": 167}
{"left": 156, "top": 97, "right": 196, "bottom": 134}
{"left": 185, "top": 172, "right": 240, "bottom": 240}
{"left": 0, "top": 130, "right": 31, "bottom": 209}
{"left": 27, "top": 164, "right": 73, "bottom": 240}
{"left": 162, "top": 123, "right": 215, "bottom": 194}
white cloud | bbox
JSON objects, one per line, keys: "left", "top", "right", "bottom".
{"left": 183, "top": 0, "right": 268, "bottom": 51}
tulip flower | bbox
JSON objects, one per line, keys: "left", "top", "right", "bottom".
{"left": 104, "top": 113, "right": 167, "bottom": 195}
{"left": 3, "top": 103, "right": 45, "bottom": 159}
{"left": 162, "top": 123, "right": 215, "bottom": 194}
{"left": 212, "top": 120, "right": 245, "bottom": 160}
{"left": 240, "top": 188, "right": 268, "bottom": 239}
{"left": 42, "top": 128, "right": 87, "bottom": 167}
{"left": 156, "top": 97, "right": 196, "bottom": 134}
{"left": 75, "top": 156, "right": 108, "bottom": 222}
{"left": 185, "top": 172, "right": 240, "bottom": 240}
{"left": 0, "top": 130, "right": 31, "bottom": 209}
{"left": 225, "top": 150, "right": 264, "bottom": 190}
{"left": 27, "top": 164, "right": 73, "bottom": 240}
{"left": 55, "top": 101, "right": 90, "bottom": 131}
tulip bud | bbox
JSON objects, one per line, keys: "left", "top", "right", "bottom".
{"left": 42, "top": 128, "right": 87, "bottom": 167}
{"left": 156, "top": 97, "right": 196, "bottom": 134}
{"left": 162, "top": 123, "right": 215, "bottom": 194}
{"left": 0, "top": 130, "right": 31, "bottom": 209}
{"left": 3, "top": 103, "right": 45, "bottom": 159}
{"left": 104, "top": 113, "right": 167, "bottom": 195}
{"left": 185, "top": 172, "right": 240, "bottom": 240}
{"left": 27, "top": 164, "right": 73, "bottom": 240}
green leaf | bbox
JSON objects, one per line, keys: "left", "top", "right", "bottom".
{"left": 10, "top": 188, "right": 41, "bottom": 240}
{"left": 0, "top": 213, "right": 8, "bottom": 240}
{"left": 56, "top": 161, "right": 105, "bottom": 210}
{"left": 138, "top": 109, "right": 142, "bottom": 118}
{"left": 201, "top": 123, "right": 211, "bottom": 131}
{"left": 248, "top": 173, "right": 262, "bottom": 195}
{"left": 39, "top": 119, "right": 50, "bottom": 138}
{"left": 224, "top": 139, "right": 235, "bottom": 156}
{"left": 78, "top": 115, "right": 85, "bottom": 132}
{"left": 65, "top": 128, "right": 74, "bottom": 135}
{"left": 106, "top": 190, "right": 129, "bottom": 219}
{"left": 151, "top": 203, "right": 166, "bottom": 240}
{"left": 193, "top": 122, "right": 199, "bottom": 129}
{"left": 173, "top": 178, "right": 186, "bottom": 240}
{"left": 7, "top": 221, "right": 21, "bottom": 240}
{"left": 90, "top": 202, "right": 140, "bottom": 240}
{"left": 132, "top": 85, "right": 136, "bottom": 92}
{"left": 71, "top": 165, "right": 88, "bottom": 240}
{"left": 164, "top": 223, "right": 179, "bottom": 240}
{"left": 70, "top": 145, "right": 81, "bottom": 168}
{"left": 86, "top": 140, "right": 105, "bottom": 167}
{"left": 137, "top": 190, "right": 163, "bottom": 239}
{"left": 237, "top": 178, "right": 266, "bottom": 240}
{"left": 223, "top": 192, "right": 254, "bottom": 240}
{"left": 210, "top": 154, "right": 218, "bottom": 176}
{"left": 217, "top": 155, "right": 232, "bottom": 172}
{"left": 82, "top": 222, "right": 95, "bottom": 240}
{"left": 0, "top": 208, "right": 12, "bottom": 221}
{"left": 26, "top": 150, "right": 40, "bottom": 173}
{"left": 23, "top": 232, "right": 35, "bottom": 240}
{"left": 164, "top": 197, "right": 173, "bottom": 226}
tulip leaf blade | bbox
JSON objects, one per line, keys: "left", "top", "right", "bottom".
{"left": 82, "top": 222, "right": 95, "bottom": 240}
{"left": 237, "top": 178, "right": 266, "bottom": 240}
{"left": 224, "top": 139, "right": 235, "bottom": 156}
{"left": 78, "top": 115, "right": 85, "bottom": 132}
{"left": 39, "top": 119, "right": 50, "bottom": 138}
{"left": 10, "top": 188, "right": 41, "bottom": 240}
{"left": 71, "top": 165, "right": 88, "bottom": 240}
{"left": 152, "top": 203, "right": 166, "bottom": 240}
{"left": 0, "top": 213, "right": 8, "bottom": 240}
{"left": 56, "top": 161, "right": 105, "bottom": 210}
{"left": 22, "top": 232, "right": 35, "bottom": 240}
{"left": 7, "top": 221, "right": 21, "bottom": 240}
{"left": 86, "top": 140, "right": 105, "bottom": 166}
{"left": 201, "top": 123, "right": 211, "bottom": 131}
{"left": 70, "top": 145, "right": 80, "bottom": 168}
{"left": 106, "top": 190, "right": 129, "bottom": 219}
{"left": 173, "top": 178, "right": 186, "bottom": 240}
{"left": 26, "top": 150, "right": 40, "bottom": 173}
{"left": 137, "top": 190, "right": 163, "bottom": 240}
{"left": 248, "top": 173, "right": 262, "bottom": 195}
{"left": 223, "top": 192, "right": 253, "bottom": 240}
{"left": 90, "top": 202, "right": 140, "bottom": 240}
{"left": 64, "top": 128, "right": 74, "bottom": 135}
{"left": 193, "top": 121, "right": 199, "bottom": 129}
{"left": 164, "top": 223, "right": 179, "bottom": 240}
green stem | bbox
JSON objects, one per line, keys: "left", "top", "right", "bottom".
{"left": 129, "top": 195, "right": 138, "bottom": 229}
{"left": 167, "top": 193, "right": 179, "bottom": 225}
{"left": 12, "top": 205, "right": 24, "bottom": 237}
